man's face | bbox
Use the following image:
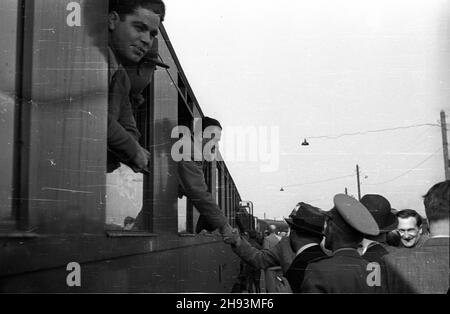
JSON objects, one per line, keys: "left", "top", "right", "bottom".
{"left": 109, "top": 7, "right": 161, "bottom": 65}
{"left": 397, "top": 217, "right": 422, "bottom": 248}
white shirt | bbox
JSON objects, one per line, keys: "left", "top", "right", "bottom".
{"left": 295, "top": 243, "right": 319, "bottom": 257}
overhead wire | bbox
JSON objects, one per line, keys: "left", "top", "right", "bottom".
{"left": 364, "top": 148, "right": 442, "bottom": 185}
{"left": 283, "top": 174, "right": 355, "bottom": 188}
{"left": 307, "top": 123, "right": 441, "bottom": 140}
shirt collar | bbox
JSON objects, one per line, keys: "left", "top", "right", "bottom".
{"left": 108, "top": 46, "right": 120, "bottom": 83}
{"left": 359, "top": 239, "right": 379, "bottom": 255}
{"left": 295, "top": 243, "right": 319, "bottom": 257}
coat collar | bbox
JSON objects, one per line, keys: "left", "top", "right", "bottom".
{"left": 108, "top": 47, "right": 126, "bottom": 84}
{"left": 332, "top": 248, "right": 361, "bottom": 257}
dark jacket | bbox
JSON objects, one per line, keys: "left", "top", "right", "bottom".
{"left": 301, "top": 248, "right": 377, "bottom": 293}
{"left": 381, "top": 237, "right": 449, "bottom": 294}
{"left": 286, "top": 244, "right": 326, "bottom": 293}
{"left": 361, "top": 242, "right": 397, "bottom": 293}
{"left": 232, "top": 236, "right": 296, "bottom": 275}
{"left": 108, "top": 48, "right": 141, "bottom": 172}
{"left": 178, "top": 159, "right": 228, "bottom": 232}
{"left": 362, "top": 242, "right": 395, "bottom": 264}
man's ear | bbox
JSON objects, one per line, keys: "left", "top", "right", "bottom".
{"left": 108, "top": 11, "right": 120, "bottom": 31}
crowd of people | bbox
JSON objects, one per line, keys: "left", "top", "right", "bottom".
{"left": 224, "top": 181, "right": 449, "bottom": 294}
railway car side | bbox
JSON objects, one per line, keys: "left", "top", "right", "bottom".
{"left": 0, "top": 0, "right": 242, "bottom": 293}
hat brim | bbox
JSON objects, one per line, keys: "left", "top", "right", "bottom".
{"left": 378, "top": 212, "right": 398, "bottom": 233}
{"left": 285, "top": 218, "right": 324, "bottom": 237}
{"left": 147, "top": 59, "right": 170, "bottom": 69}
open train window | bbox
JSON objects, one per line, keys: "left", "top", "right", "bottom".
{"left": 105, "top": 71, "right": 155, "bottom": 233}
{"left": 177, "top": 75, "right": 195, "bottom": 234}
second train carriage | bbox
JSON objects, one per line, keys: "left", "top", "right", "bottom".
{"left": 0, "top": 0, "right": 244, "bottom": 292}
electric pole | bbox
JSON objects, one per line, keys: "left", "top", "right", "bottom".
{"left": 441, "top": 111, "right": 450, "bottom": 180}
{"left": 356, "top": 165, "right": 361, "bottom": 201}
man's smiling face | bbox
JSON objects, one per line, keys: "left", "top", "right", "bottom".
{"left": 109, "top": 6, "right": 161, "bottom": 65}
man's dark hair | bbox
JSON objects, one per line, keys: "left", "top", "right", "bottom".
{"left": 109, "top": 0, "right": 166, "bottom": 22}
{"left": 423, "top": 180, "right": 450, "bottom": 223}
{"left": 202, "top": 117, "right": 222, "bottom": 133}
{"left": 396, "top": 209, "right": 423, "bottom": 228}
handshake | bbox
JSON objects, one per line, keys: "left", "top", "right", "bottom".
{"left": 220, "top": 223, "right": 241, "bottom": 246}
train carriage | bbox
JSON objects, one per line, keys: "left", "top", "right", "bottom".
{"left": 0, "top": 0, "right": 244, "bottom": 293}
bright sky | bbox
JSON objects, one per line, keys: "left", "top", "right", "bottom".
{"left": 163, "top": 0, "right": 449, "bottom": 219}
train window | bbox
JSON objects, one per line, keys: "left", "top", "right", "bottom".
{"left": 0, "top": 0, "right": 19, "bottom": 232}
{"left": 105, "top": 74, "right": 154, "bottom": 233}
{"left": 224, "top": 176, "right": 229, "bottom": 218}
{"left": 231, "top": 186, "right": 235, "bottom": 226}
{"left": 177, "top": 195, "right": 188, "bottom": 233}
{"left": 178, "top": 196, "right": 194, "bottom": 234}
{"left": 216, "top": 166, "right": 221, "bottom": 208}
{"left": 177, "top": 75, "right": 195, "bottom": 234}
{"left": 227, "top": 180, "right": 231, "bottom": 221}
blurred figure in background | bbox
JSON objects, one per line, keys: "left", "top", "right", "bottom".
{"left": 263, "top": 225, "right": 281, "bottom": 250}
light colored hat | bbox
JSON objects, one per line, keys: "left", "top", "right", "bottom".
{"left": 325, "top": 194, "right": 379, "bottom": 236}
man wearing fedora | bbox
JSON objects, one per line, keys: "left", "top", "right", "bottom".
{"left": 225, "top": 202, "right": 325, "bottom": 291}
{"left": 359, "top": 194, "right": 398, "bottom": 263}
{"left": 301, "top": 194, "right": 380, "bottom": 293}
{"left": 284, "top": 203, "right": 327, "bottom": 293}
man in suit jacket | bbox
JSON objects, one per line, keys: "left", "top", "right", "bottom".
{"left": 381, "top": 180, "right": 449, "bottom": 294}
{"left": 285, "top": 203, "right": 327, "bottom": 293}
{"left": 226, "top": 202, "right": 323, "bottom": 290}
{"left": 301, "top": 194, "right": 380, "bottom": 293}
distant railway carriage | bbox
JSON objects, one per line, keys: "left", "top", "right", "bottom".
{"left": 0, "top": 0, "right": 243, "bottom": 292}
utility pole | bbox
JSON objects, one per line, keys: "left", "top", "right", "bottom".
{"left": 441, "top": 111, "right": 450, "bottom": 180}
{"left": 356, "top": 165, "right": 361, "bottom": 201}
